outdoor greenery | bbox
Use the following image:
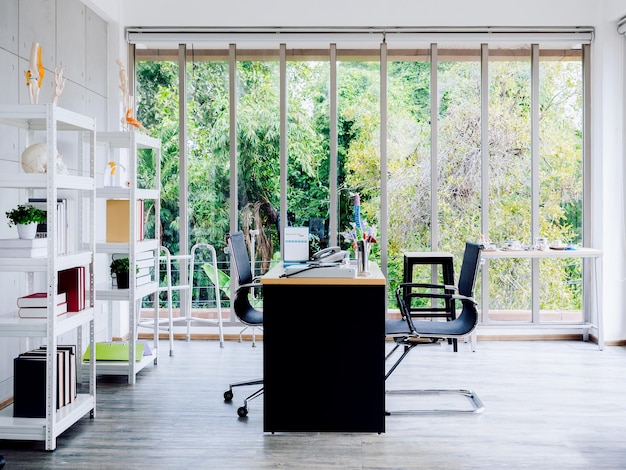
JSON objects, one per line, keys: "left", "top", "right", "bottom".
{"left": 135, "top": 49, "right": 584, "bottom": 313}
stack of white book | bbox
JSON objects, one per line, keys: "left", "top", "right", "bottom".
{"left": 17, "top": 292, "right": 68, "bottom": 318}
{"left": 136, "top": 250, "right": 156, "bottom": 286}
{"left": 28, "top": 197, "right": 72, "bottom": 255}
{"left": 0, "top": 237, "right": 47, "bottom": 258}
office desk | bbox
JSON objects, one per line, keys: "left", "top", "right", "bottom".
{"left": 261, "top": 262, "right": 386, "bottom": 433}
{"left": 481, "top": 247, "right": 603, "bottom": 349}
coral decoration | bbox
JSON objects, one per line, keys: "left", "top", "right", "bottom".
{"left": 125, "top": 108, "right": 147, "bottom": 132}
{"left": 52, "top": 66, "right": 67, "bottom": 104}
{"left": 117, "top": 58, "right": 147, "bottom": 132}
{"left": 37, "top": 45, "right": 44, "bottom": 88}
{"left": 25, "top": 42, "right": 44, "bottom": 104}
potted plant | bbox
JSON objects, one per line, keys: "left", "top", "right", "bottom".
{"left": 110, "top": 257, "right": 131, "bottom": 289}
{"left": 5, "top": 204, "right": 46, "bottom": 239}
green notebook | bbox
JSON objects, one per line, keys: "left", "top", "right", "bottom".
{"left": 83, "top": 342, "right": 146, "bottom": 361}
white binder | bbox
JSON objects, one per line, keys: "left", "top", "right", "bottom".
{"left": 283, "top": 226, "right": 309, "bottom": 263}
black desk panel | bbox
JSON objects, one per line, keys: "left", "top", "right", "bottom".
{"left": 262, "top": 274, "right": 385, "bottom": 433}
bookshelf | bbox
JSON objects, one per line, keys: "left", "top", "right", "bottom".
{"left": 95, "top": 130, "right": 161, "bottom": 384}
{"left": 0, "top": 104, "right": 97, "bottom": 451}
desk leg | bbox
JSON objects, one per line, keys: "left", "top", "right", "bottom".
{"left": 442, "top": 262, "right": 458, "bottom": 352}
{"left": 593, "top": 257, "right": 603, "bottom": 350}
{"left": 480, "top": 259, "right": 489, "bottom": 323}
{"left": 531, "top": 258, "right": 540, "bottom": 324}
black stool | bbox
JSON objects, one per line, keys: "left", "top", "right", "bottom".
{"left": 402, "top": 251, "right": 457, "bottom": 351}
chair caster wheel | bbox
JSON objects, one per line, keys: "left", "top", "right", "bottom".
{"left": 224, "top": 390, "right": 233, "bottom": 401}
{"left": 237, "top": 406, "right": 248, "bottom": 417}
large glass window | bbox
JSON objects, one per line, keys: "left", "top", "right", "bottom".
{"left": 135, "top": 56, "right": 180, "bottom": 251}
{"left": 537, "top": 52, "right": 584, "bottom": 321}
{"left": 286, "top": 57, "right": 331, "bottom": 252}
{"left": 486, "top": 48, "right": 534, "bottom": 320}
{"left": 235, "top": 54, "right": 281, "bottom": 274}
{"left": 186, "top": 56, "right": 230, "bottom": 250}
{"left": 184, "top": 53, "right": 231, "bottom": 322}
{"left": 484, "top": 47, "right": 584, "bottom": 324}
{"left": 437, "top": 47, "right": 482, "bottom": 270}
{"left": 387, "top": 48, "right": 432, "bottom": 292}
{"left": 133, "top": 32, "right": 589, "bottom": 329}
{"left": 337, "top": 57, "right": 381, "bottom": 268}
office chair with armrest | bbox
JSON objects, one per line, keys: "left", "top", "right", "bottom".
{"left": 385, "top": 241, "right": 485, "bottom": 414}
{"left": 222, "top": 231, "right": 264, "bottom": 417}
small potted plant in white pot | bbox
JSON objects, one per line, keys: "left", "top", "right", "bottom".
{"left": 5, "top": 204, "right": 46, "bottom": 239}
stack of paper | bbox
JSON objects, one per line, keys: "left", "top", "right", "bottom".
{"left": 284, "top": 263, "right": 356, "bottom": 278}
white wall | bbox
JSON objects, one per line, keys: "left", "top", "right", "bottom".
{"left": 593, "top": 16, "right": 626, "bottom": 347}
{"left": 601, "top": 0, "right": 626, "bottom": 341}
{"left": 80, "top": 0, "right": 121, "bottom": 23}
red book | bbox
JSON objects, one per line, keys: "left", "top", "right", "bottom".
{"left": 17, "top": 292, "right": 67, "bottom": 308}
{"left": 79, "top": 266, "right": 86, "bottom": 310}
{"left": 18, "top": 302, "right": 68, "bottom": 318}
{"left": 58, "top": 267, "right": 85, "bottom": 312}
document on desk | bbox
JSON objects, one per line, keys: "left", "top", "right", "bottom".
{"left": 283, "top": 262, "right": 357, "bottom": 278}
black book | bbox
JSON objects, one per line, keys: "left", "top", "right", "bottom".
{"left": 15, "top": 349, "right": 66, "bottom": 413}
{"left": 40, "top": 345, "right": 76, "bottom": 403}
{"left": 13, "top": 356, "right": 46, "bottom": 418}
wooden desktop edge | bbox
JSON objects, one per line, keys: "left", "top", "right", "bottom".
{"left": 261, "top": 261, "right": 386, "bottom": 285}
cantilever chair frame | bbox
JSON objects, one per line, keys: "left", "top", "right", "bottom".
{"left": 385, "top": 242, "right": 485, "bottom": 414}
{"left": 222, "top": 231, "right": 264, "bottom": 418}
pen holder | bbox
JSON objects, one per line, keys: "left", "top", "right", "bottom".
{"left": 357, "top": 240, "right": 370, "bottom": 276}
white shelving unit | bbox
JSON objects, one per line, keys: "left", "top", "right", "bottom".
{"left": 95, "top": 130, "right": 161, "bottom": 384}
{"left": 0, "top": 104, "right": 97, "bottom": 451}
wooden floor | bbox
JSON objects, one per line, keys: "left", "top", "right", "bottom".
{"left": 1, "top": 338, "right": 626, "bottom": 469}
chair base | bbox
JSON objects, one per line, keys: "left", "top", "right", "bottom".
{"left": 224, "top": 378, "right": 264, "bottom": 417}
{"left": 239, "top": 386, "right": 264, "bottom": 417}
{"left": 385, "top": 388, "right": 485, "bottom": 414}
{"left": 238, "top": 325, "right": 263, "bottom": 347}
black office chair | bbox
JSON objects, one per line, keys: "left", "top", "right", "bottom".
{"left": 222, "top": 231, "right": 264, "bottom": 417}
{"left": 385, "top": 241, "right": 485, "bottom": 414}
